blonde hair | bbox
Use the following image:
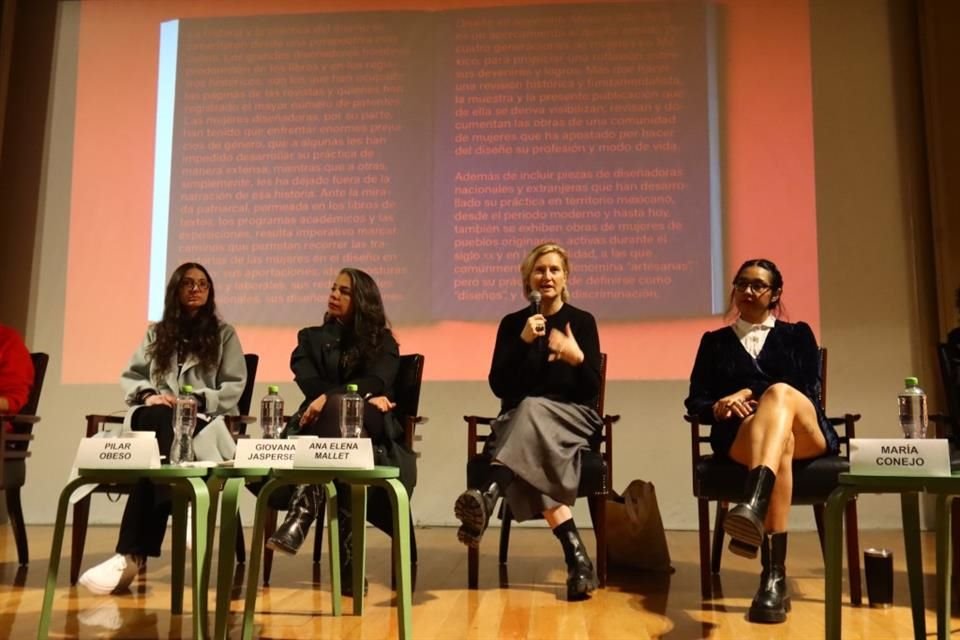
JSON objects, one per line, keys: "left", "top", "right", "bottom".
{"left": 520, "top": 242, "right": 570, "bottom": 302}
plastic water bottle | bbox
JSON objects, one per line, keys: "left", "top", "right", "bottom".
{"left": 170, "top": 385, "right": 198, "bottom": 465}
{"left": 260, "top": 385, "right": 284, "bottom": 438}
{"left": 897, "top": 377, "right": 928, "bottom": 439}
{"left": 339, "top": 384, "right": 363, "bottom": 438}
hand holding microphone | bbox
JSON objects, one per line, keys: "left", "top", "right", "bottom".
{"left": 521, "top": 290, "right": 547, "bottom": 343}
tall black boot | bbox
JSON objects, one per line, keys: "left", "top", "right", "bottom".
{"left": 267, "top": 485, "right": 323, "bottom": 555}
{"left": 336, "top": 497, "right": 368, "bottom": 597}
{"left": 748, "top": 532, "right": 790, "bottom": 623}
{"left": 723, "top": 465, "right": 776, "bottom": 557}
{"left": 554, "top": 520, "right": 598, "bottom": 601}
{"left": 454, "top": 481, "right": 502, "bottom": 548}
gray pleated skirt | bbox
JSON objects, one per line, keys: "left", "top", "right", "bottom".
{"left": 489, "top": 396, "right": 602, "bottom": 522}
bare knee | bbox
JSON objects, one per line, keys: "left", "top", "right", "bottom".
{"left": 761, "top": 382, "right": 795, "bottom": 405}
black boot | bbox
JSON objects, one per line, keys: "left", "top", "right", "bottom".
{"left": 724, "top": 465, "right": 776, "bottom": 556}
{"left": 554, "top": 521, "right": 598, "bottom": 601}
{"left": 267, "top": 485, "right": 323, "bottom": 555}
{"left": 454, "top": 482, "right": 501, "bottom": 548}
{"left": 336, "top": 498, "right": 368, "bottom": 597}
{"left": 748, "top": 532, "right": 790, "bottom": 623}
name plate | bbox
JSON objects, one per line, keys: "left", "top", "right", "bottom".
{"left": 293, "top": 437, "right": 374, "bottom": 469}
{"left": 849, "top": 438, "right": 951, "bottom": 477}
{"left": 75, "top": 437, "right": 161, "bottom": 469}
{"left": 235, "top": 439, "right": 296, "bottom": 469}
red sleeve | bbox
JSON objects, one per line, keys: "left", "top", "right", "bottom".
{"left": 0, "top": 327, "right": 34, "bottom": 415}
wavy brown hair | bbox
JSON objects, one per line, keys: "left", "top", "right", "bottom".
{"left": 146, "top": 262, "right": 222, "bottom": 380}
{"left": 326, "top": 268, "right": 393, "bottom": 367}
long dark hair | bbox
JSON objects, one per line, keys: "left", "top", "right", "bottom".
{"left": 146, "top": 262, "right": 222, "bottom": 380}
{"left": 726, "top": 258, "right": 786, "bottom": 319}
{"left": 327, "top": 268, "right": 392, "bottom": 366}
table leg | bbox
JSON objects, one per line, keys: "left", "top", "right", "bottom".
{"left": 825, "top": 485, "right": 853, "bottom": 640}
{"left": 38, "top": 478, "right": 89, "bottom": 639}
{"left": 171, "top": 490, "right": 188, "bottom": 615}
{"left": 242, "top": 479, "right": 280, "bottom": 640}
{"left": 901, "top": 492, "right": 926, "bottom": 640}
{"left": 214, "top": 478, "right": 243, "bottom": 640}
{"left": 383, "top": 478, "right": 412, "bottom": 640}
{"left": 325, "top": 482, "right": 342, "bottom": 616}
{"left": 351, "top": 484, "right": 368, "bottom": 616}
{"left": 936, "top": 494, "right": 953, "bottom": 640}
{"left": 185, "top": 478, "right": 210, "bottom": 640}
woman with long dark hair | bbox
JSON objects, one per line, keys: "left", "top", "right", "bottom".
{"left": 685, "top": 258, "right": 838, "bottom": 624}
{"left": 267, "top": 267, "right": 411, "bottom": 595}
{"left": 78, "top": 262, "right": 246, "bottom": 595}
{"left": 453, "top": 242, "right": 603, "bottom": 601}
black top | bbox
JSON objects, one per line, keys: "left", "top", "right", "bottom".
{"left": 489, "top": 302, "right": 601, "bottom": 414}
{"left": 685, "top": 319, "right": 839, "bottom": 456}
{"left": 290, "top": 320, "right": 400, "bottom": 413}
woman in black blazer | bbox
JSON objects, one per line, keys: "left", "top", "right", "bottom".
{"left": 685, "top": 258, "right": 838, "bottom": 624}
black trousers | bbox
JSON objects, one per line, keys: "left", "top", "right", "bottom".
{"left": 115, "top": 405, "right": 209, "bottom": 557}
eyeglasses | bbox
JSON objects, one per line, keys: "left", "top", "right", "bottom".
{"left": 180, "top": 278, "right": 209, "bottom": 291}
{"left": 733, "top": 280, "right": 772, "bottom": 294}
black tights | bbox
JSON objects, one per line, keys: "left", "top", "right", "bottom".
{"left": 115, "top": 405, "right": 209, "bottom": 557}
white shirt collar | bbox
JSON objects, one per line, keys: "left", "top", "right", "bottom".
{"left": 734, "top": 315, "right": 776, "bottom": 333}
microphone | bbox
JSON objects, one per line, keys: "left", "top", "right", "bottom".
{"left": 528, "top": 290, "right": 542, "bottom": 316}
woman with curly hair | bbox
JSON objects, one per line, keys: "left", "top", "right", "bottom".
{"left": 267, "top": 268, "right": 412, "bottom": 595}
{"left": 79, "top": 262, "right": 246, "bottom": 595}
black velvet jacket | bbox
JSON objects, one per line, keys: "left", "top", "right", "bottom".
{"left": 290, "top": 320, "right": 400, "bottom": 414}
{"left": 489, "top": 303, "right": 601, "bottom": 414}
{"left": 685, "top": 319, "right": 839, "bottom": 456}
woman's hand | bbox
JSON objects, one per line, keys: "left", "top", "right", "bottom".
{"left": 521, "top": 314, "right": 548, "bottom": 343}
{"left": 367, "top": 395, "right": 396, "bottom": 413}
{"left": 145, "top": 393, "right": 176, "bottom": 407}
{"left": 299, "top": 394, "right": 328, "bottom": 426}
{"left": 712, "top": 389, "right": 757, "bottom": 420}
{"left": 547, "top": 322, "right": 585, "bottom": 365}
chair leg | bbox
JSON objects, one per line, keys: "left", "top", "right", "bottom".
{"left": 813, "top": 503, "right": 827, "bottom": 558}
{"left": 711, "top": 501, "right": 727, "bottom": 574}
{"left": 235, "top": 516, "right": 246, "bottom": 565}
{"left": 312, "top": 500, "right": 327, "bottom": 565}
{"left": 468, "top": 544, "right": 479, "bottom": 589}
{"left": 498, "top": 505, "right": 512, "bottom": 565}
{"left": 70, "top": 496, "right": 92, "bottom": 585}
{"left": 263, "top": 507, "right": 278, "bottom": 586}
{"left": 844, "top": 498, "right": 863, "bottom": 606}
{"left": 697, "top": 498, "right": 712, "bottom": 599}
{"left": 594, "top": 494, "right": 607, "bottom": 587}
{"left": 952, "top": 498, "right": 960, "bottom": 587}
{"left": 6, "top": 487, "right": 28, "bottom": 565}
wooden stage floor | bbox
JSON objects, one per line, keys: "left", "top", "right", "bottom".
{"left": 3, "top": 525, "right": 958, "bottom": 638}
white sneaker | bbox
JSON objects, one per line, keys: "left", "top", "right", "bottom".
{"left": 78, "top": 554, "right": 142, "bottom": 595}
{"left": 77, "top": 598, "right": 122, "bottom": 630}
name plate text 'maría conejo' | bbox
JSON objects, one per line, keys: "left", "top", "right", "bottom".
{"left": 849, "top": 438, "right": 950, "bottom": 477}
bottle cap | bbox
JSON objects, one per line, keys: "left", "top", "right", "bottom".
{"left": 904, "top": 376, "right": 919, "bottom": 387}
{"left": 181, "top": 384, "right": 194, "bottom": 394}
{"left": 268, "top": 385, "right": 279, "bottom": 394}
{"left": 346, "top": 383, "right": 359, "bottom": 392}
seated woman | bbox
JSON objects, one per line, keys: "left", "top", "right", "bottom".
{"left": 685, "top": 258, "right": 839, "bottom": 624}
{"left": 0, "top": 323, "right": 34, "bottom": 420}
{"left": 454, "top": 242, "right": 603, "bottom": 601}
{"left": 267, "top": 267, "right": 412, "bottom": 595}
{"left": 79, "top": 262, "right": 247, "bottom": 595}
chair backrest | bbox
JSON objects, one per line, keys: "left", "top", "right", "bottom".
{"left": 20, "top": 352, "right": 49, "bottom": 417}
{"left": 596, "top": 352, "right": 608, "bottom": 417}
{"left": 937, "top": 343, "right": 960, "bottom": 423}
{"left": 237, "top": 353, "right": 260, "bottom": 416}
{"left": 394, "top": 354, "right": 425, "bottom": 424}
